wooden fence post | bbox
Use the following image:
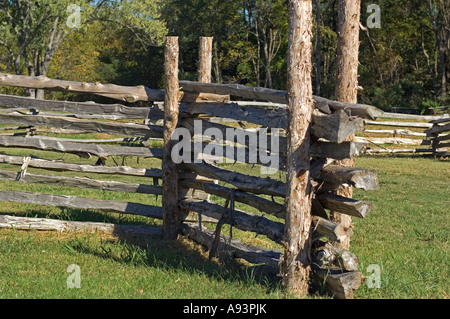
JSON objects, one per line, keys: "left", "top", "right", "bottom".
{"left": 198, "top": 36, "right": 216, "bottom": 204}
{"left": 162, "top": 36, "right": 180, "bottom": 240}
{"left": 332, "top": 0, "right": 362, "bottom": 250}
{"left": 199, "top": 37, "right": 213, "bottom": 83}
{"left": 280, "top": 0, "right": 314, "bottom": 298}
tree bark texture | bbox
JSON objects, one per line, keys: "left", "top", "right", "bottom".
{"left": 199, "top": 37, "right": 213, "bottom": 83}
{"left": 280, "top": 0, "right": 314, "bottom": 298}
{"left": 332, "top": 0, "right": 361, "bottom": 250}
{"left": 162, "top": 37, "right": 180, "bottom": 240}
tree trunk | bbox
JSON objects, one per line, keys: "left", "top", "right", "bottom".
{"left": 213, "top": 42, "right": 222, "bottom": 84}
{"left": 199, "top": 37, "right": 213, "bottom": 83}
{"left": 262, "top": 29, "right": 273, "bottom": 88}
{"left": 280, "top": 0, "right": 314, "bottom": 298}
{"left": 162, "top": 36, "right": 181, "bottom": 240}
{"left": 438, "top": 24, "right": 447, "bottom": 101}
{"left": 315, "top": 0, "right": 322, "bottom": 96}
{"left": 332, "top": 0, "right": 361, "bottom": 250}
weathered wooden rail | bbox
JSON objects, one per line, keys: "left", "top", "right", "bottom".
{"left": 357, "top": 112, "right": 449, "bottom": 156}
{"left": 0, "top": 37, "right": 386, "bottom": 299}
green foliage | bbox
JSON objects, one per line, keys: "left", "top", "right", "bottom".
{"left": 420, "top": 99, "right": 441, "bottom": 115}
{"left": 359, "top": 0, "right": 449, "bottom": 109}
{"left": 0, "top": 0, "right": 167, "bottom": 80}
{"left": 0, "top": 0, "right": 448, "bottom": 110}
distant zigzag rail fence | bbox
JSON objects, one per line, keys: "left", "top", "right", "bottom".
{"left": 0, "top": 38, "right": 398, "bottom": 299}
{"left": 355, "top": 112, "right": 449, "bottom": 157}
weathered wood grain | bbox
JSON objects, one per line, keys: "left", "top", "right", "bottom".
{"left": 313, "top": 243, "right": 359, "bottom": 272}
{"left": 0, "top": 190, "right": 163, "bottom": 218}
{"left": 179, "top": 179, "right": 285, "bottom": 218}
{"left": 312, "top": 109, "right": 364, "bottom": 143}
{"left": 0, "top": 154, "right": 163, "bottom": 178}
{"left": 316, "top": 165, "right": 379, "bottom": 191}
{"left": 382, "top": 112, "right": 446, "bottom": 121}
{"left": 0, "top": 168, "right": 207, "bottom": 202}
{"left": 179, "top": 81, "right": 384, "bottom": 120}
{"left": 180, "top": 161, "right": 286, "bottom": 197}
{"left": 0, "top": 73, "right": 383, "bottom": 122}
{"left": 316, "top": 193, "right": 375, "bottom": 218}
{"left": 162, "top": 36, "right": 181, "bottom": 240}
{"left": 0, "top": 136, "right": 164, "bottom": 159}
{"left": 180, "top": 117, "right": 287, "bottom": 154}
{"left": 16, "top": 136, "right": 147, "bottom": 144}
{"left": 310, "top": 141, "right": 367, "bottom": 159}
{"left": 0, "top": 112, "right": 164, "bottom": 138}
{"left": 279, "top": 0, "right": 315, "bottom": 298}
{"left": 365, "top": 148, "right": 435, "bottom": 154}
{"left": 180, "top": 81, "right": 288, "bottom": 104}
{"left": 0, "top": 94, "right": 164, "bottom": 120}
{"left": 182, "top": 108, "right": 366, "bottom": 147}
{"left": 0, "top": 215, "right": 164, "bottom": 238}
{"left": 313, "top": 268, "right": 363, "bottom": 299}
{"left": 316, "top": 97, "right": 384, "bottom": 120}
{"left": 0, "top": 169, "right": 163, "bottom": 195}
{"left": 182, "top": 223, "right": 282, "bottom": 268}
{"left": 312, "top": 216, "right": 353, "bottom": 243}
{"left": 0, "top": 72, "right": 165, "bottom": 103}
{"left": 180, "top": 102, "right": 286, "bottom": 128}
{"left": 199, "top": 37, "right": 213, "bottom": 83}
{"left": 364, "top": 129, "right": 427, "bottom": 137}
{"left": 365, "top": 120, "right": 433, "bottom": 129}
{"left": 354, "top": 137, "right": 430, "bottom": 146}
{"left": 179, "top": 198, "right": 285, "bottom": 245}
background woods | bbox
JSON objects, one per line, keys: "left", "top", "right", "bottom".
{"left": 0, "top": 0, "right": 448, "bottom": 111}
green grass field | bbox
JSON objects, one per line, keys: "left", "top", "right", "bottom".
{"left": 0, "top": 151, "right": 448, "bottom": 299}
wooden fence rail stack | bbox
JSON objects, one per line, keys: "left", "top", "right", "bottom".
{"left": 174, "top": 78, "right": 381, "bottom": 299}
{"left": 357, "top": 112, "right": 449, "bottom": 156}
{"left": 0, "top": 37, "right": 386, "bottom": 299}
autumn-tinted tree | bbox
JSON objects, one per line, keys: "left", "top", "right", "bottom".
{"left": 0, "top": 0, "right": 167, "bottom": 97}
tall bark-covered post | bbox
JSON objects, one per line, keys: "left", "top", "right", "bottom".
{"left": 315, "top": 0, "right": 322, "bottom": 96}
{"left": 199, "top": 37, "right": 213, "bottom": 83}
{"left": 162, "top": 36, "right": 180, "bottom": 240}
{"left": 332, "top": 0, "right": 361, "bottom": 250}
{"left": 280, "top": 0, "right": 314, "bottom": 298}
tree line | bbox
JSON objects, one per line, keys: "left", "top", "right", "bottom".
{"left": 0, "top": 0, "right": 448, "bottom": 112}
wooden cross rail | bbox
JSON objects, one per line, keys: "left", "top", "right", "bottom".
{"left": 0, "top": 112, "right": 164, "bottom": 138}
{"left": 0, "top": 154, "right": 163, "bottom": 178}
{"left": 0, "top": 190, "right": 163, "bottom": 218}
{"left": 0, "top": 135, "right": 164, "bottom": 159}
{"left": 0, "top": 94, "right": 164, "bottom": 120}
{"left": 0, "top": 72, "right": 383, "bottom": 120}
{"left": 179, "top": 81, "right": 384, "bottom": 120}
{"left": 0, "top": 215, "right": 164, "bottom": 238}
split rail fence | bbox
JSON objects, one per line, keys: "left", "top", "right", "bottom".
{"left": 0, "top": 38, "right": 387, "bottom": 299}
{"left": 356, "top": 112, "right": 449, "bottom": 156}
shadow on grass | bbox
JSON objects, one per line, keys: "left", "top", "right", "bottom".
{"left": 0, "top": 208, "right": 282, "bottom": 295}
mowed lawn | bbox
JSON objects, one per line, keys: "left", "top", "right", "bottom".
{"left": 0, "top": 154, "right": 448, "bottom": 299}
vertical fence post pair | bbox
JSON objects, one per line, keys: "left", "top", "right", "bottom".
{"left": 161, "top": 26, "right": 316, "bottom": 298}
{"left": 162, "top": 36, "right": 213, "bottom": 240}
